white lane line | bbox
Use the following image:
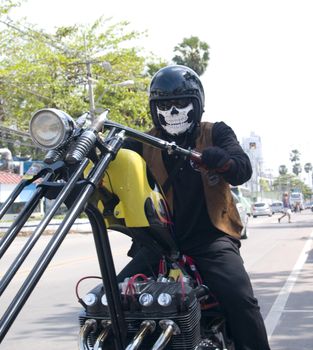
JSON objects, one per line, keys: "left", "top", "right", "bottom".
{"left": 265, "top": 229, "right": 313, "bottom": 339}
{"left": 278, "top": 310, "right": 313, "bottom": 313}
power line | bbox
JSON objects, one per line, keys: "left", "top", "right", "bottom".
{"left": 0, "top": 125, "right": 30, "bottom": 138}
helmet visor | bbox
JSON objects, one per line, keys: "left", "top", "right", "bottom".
{"left": 156, "top": 98, "right": 192, "bottom": 111}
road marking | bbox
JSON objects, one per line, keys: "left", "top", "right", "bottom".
{"left": 265, "top": 228, "right": 313, "bottom": 339}
{"left": 278, "top": 309, "right": 313, "bottom": 313}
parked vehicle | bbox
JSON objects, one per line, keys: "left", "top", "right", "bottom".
{"left": 304, "top": 201, "right": 313, "bottom": 210}
{"left": 289, "top": 192, "right": 304, "bottom": 211}
{"left": 271, "top": 201, "right": 283, "bottom": 214}
{"left": 230, "top": 186, "right": 252, "bottom": 216}
{"left": 252, "top": 202, "right": 272, "bottom": 217}
{"left": 0, "top": 109, "right": 236, "bottom": 349}
{"left": 232, "top": 192, "right": 249, "bottom": 239}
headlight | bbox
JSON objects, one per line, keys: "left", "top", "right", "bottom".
{"left": 29, "top": 108, "right": 75, "bottom": 149}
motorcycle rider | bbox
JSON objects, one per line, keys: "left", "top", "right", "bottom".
{"left": 118, "top": 65, "right": 271, "bottom": 350}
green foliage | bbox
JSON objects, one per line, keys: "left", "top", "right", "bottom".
{"left": 289, "top": 149, "right": 300, "bottom": 163}
{"left": 278, "top": 164, "right": 288, "bottom": 176}
{"left": 259, "top": 178, "right": 270, "bottom": 192}
{"left": 292, "top": 162, "right": 302, "bottom": 176}
{"left": 0, "top": 11, "right": 152, "bottom": 133}
{"left": 145, "top": 59, "right": 168, "bottom": 77}
{"left": 273, "top": 173, "right": 312, "bottom": 199}
{"left": 172, "top": 36, "right": 209, "bottom": 76}
{"left": 289, "top": 149, "right": 302, "bottom": 176}
{"left": 0, "top": 0, "right": 22, "bottom": 15}
{"left": 304, "top": 162, "right": 312, "bottom": 173}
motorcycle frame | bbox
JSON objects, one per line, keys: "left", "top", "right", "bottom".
{"left": 0, "top": 115, "right": 200, "bottom": 349}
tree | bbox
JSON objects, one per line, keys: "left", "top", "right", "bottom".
{"left": 289, "top": 149, "right": 301, "bottom": 162}
{"left": 259, "top": 178, "right": 270, "bottom": 192}
{"left": 273, "top": 173, "right": 312, "bottom": 199}
{"left": 289, "top": 149, "right": 302, "bottom": 176}
{"left": 145, "top": 58, "right": 168, "bottom": 77}
{"left": 278, "top": 165, "right": 288, "bottom": 176}
{"left": 0, "top": 7, "right": 152, "bottom": 133}
{"left": 172, "top": 36, "right": 209, "bottom": 76}
{"left": 304, "top": 162, "right": 312, "bottom": 187}
{"left": 304, "top": 162, "right": 312, "bottom": 173}
{"left": 292, "top": 163, "right": 302, "bottom": 176}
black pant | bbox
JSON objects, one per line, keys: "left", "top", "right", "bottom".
{"left": 118, "top": 235, "right": 271, "bottom": 350}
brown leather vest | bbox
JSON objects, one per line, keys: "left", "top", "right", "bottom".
{"left": 142, "top": 122, "right": 243, "bottom": 239}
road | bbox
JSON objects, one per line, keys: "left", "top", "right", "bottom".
{"left": 0, "top": 210, "right": 313, "bottom": 349}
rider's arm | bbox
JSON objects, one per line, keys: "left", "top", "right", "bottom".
{"left": 122, "top": 138, "right": 143, "bottom": 155}
{"left": 211, "top": 122, "right": 252, "bottom": 185}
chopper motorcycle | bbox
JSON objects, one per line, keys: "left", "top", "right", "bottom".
{"left": 0, "top": 108, "right": 235, "bottom": 349}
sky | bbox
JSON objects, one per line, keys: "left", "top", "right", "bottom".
{"left": 11, "top": 0, "right": 313, "bottom": 176}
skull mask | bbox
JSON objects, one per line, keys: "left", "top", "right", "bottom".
{"left": 156, "top": 101, "right": 195, "bottom": 136}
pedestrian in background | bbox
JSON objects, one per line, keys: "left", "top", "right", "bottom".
{"left": 278, "top": 192, "right": 292, "bottom": 223}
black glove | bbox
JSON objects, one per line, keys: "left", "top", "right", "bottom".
{"left": 201, "top": 146, "right": 231, "bottom": 171}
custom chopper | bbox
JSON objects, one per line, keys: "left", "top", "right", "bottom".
{"left": 0, "top": 108, "right": 235, "bottom": 349}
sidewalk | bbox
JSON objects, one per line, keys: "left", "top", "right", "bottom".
{"left": 0, "top": 218, "right": 92, "bottom": 235}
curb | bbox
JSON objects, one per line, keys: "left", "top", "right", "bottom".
{"left": 0, "top": 219, "right": 92, "bottom": 235}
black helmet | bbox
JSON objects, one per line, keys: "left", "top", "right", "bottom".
{"left": 149, "top": 65, "right": 205, "bottom": 134}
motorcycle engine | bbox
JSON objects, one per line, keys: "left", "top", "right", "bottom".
{"left": 79, "top": 276, "right": 202, "bottom": 349}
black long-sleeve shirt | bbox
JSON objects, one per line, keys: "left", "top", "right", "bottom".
{"left": 124, "top": 122, "right": 252, "bottom": 253}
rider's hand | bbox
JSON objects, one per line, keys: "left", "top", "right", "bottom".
{"left": 201, "top": 146, "right": 231, "bottom": 172}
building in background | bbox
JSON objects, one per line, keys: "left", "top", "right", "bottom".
{"left": 241, "top": 132, "right": 278, "bottom": 202}
{"left": 241, "top": 132, "right": 263, "bottom": 201}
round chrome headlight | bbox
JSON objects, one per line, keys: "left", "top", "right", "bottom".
{"left": 29, "top": 108, "right": 75, "bottom": 149}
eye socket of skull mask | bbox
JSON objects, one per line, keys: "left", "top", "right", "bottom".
{"left": 156, "top": 100, "right": 195, "bottom": 136}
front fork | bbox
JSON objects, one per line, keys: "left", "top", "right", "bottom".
{"left": 0, "top": 131, "right": 127, "bottom": 347}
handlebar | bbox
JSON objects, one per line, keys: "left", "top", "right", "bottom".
{"left": 102, "top": 119, "right": 203, "bottom": 162}
{"left": 74, "top": 109, "right": 207, "bottom": 169}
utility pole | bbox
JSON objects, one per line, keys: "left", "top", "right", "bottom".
{"left": 86, "top": 61, "right": 95, "bottom": 121}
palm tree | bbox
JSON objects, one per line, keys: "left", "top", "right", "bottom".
{"left": 290, "top": 149, "right": 301, "bottom": 162}
{"left": 304, "top": 162, "right": 312, "bottom": 186}
{"left": 172, "top": 36, "right": 209, "bottom": 76}
{"left": 292, "top": 163, "right": 302, "bottom": 176}
{"left": 290, "top": 150, "right": 302, "bottom": 176}
{"left": 279, "top": 165, "right": 288, "bottom": 175}
{"left": 304, "top": 162, "right": 312, "bottom": 173}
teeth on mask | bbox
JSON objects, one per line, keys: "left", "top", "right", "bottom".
{"left": 157, "top": 103, "right": 194, "bottom": 135}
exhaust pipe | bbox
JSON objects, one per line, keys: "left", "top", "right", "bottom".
{"left": 78, "top": 318, "right": 97, "bottom": 350}
{"left": 125, "top": 320, "right": 156, "bottom": 350}
{"left": 151, "top": 320, "right": 180, "bottom": 350}
{"left": 93, "top": 320, "right": 111, "bottom": 350}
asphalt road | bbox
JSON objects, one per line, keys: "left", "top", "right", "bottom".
{"left": 0, "top": 210, "right": 312, "bottom": 349}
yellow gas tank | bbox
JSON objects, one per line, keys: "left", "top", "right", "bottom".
{"left": 99, "top": 149, "right": 170, "bottom": 228}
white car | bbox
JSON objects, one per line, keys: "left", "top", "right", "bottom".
{"left": 232, "top": 192, "right": 249, "bottom": 239}
{"left": 252, "top": 202, "right": 272, "bottom": 218}
{"left": 271, "top": 201, "right": 284, "bottom": 214}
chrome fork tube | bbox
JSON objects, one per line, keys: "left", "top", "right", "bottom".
{"left": 125, "top": 320, "right": 156, "bottom": 350}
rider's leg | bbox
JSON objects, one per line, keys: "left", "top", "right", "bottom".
{"left": 189, "top": 235, "right": 271, "bottom": 350}
{"left": 117, "top": 245, "right": 161, "bottom": 283}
